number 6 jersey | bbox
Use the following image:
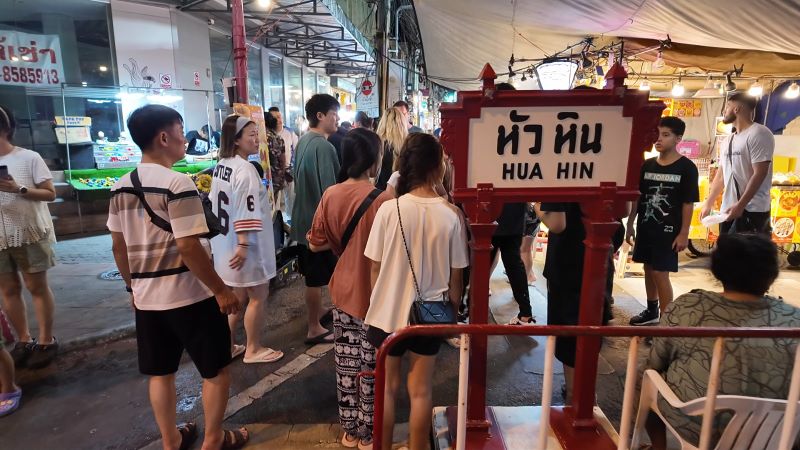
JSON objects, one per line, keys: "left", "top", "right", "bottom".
{"left": 209, "top": 156, "right": 277, "bottom": 287}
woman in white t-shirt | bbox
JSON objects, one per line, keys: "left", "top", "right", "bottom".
{"left": 209, "top": 115, "right": 282, "bottom": 364}
{"left": 0, "top": 104, "right": 59, "bottom": 372}
{"left": 364, "top": 133, "right": 469, "bottom": 450}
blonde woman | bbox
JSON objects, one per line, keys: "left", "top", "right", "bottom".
{"left": 374, "top": 107, "right": 408, "bottom": 191}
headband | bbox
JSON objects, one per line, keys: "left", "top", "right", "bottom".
{"left": 235, "top": 115, "right": 253, "bottom": 135}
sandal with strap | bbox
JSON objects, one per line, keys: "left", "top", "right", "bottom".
{"left": 220, "top": 427, "right": 249, "bottom": 450}
{"left": 177, "top": 422, "right": 198, "bottom": 450}
{"left": 0, "top": 388, "right": 22, "bottom": 418}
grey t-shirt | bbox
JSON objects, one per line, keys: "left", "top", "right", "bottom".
{"left": 720, "top": 123, "right": 774, "bottom": 213}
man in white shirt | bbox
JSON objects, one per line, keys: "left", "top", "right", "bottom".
{"left": 701, "top": 93, "right": 774, "bottom": 235}
{"left": 269, "top": 107, "right": 299, "bottom": 218}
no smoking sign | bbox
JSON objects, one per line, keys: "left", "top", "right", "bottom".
{"left": 361, "top": 79, "right": 373, "bottom": 97}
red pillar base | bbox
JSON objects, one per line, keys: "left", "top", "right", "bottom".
{"left": 549, "top": 407, "right": 617, "bottom": 450}
{"left": 442, "top": 406, "right": 507, "bottom": 450}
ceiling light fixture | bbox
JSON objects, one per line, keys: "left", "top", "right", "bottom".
{"left": 748, "top": 81, "right": 764, "bottom": 97}
{"left": 257, "top": 0, "right": 272, "bottom": 7}
{"left": 99, "top": 65, "right": 108, "bottom": 72}
{"left": 724, "top": 73, "right": 737, "bottom": 92}
{"left": 652, "top": 51, "right": 665, "bottom": 71}
{"left": 785, "top": 82, "right": 800, "bottom": 99}
{"left": 694, "top": 76, "right": 722, "bottom": 98}
{"left": 671, "top": 76, "right": 685, "bottom": 97}
{"left": 639, "top": 79, "right": 651, "bottom": 91}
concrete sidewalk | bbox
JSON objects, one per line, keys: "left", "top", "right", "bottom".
{"left": 6, "top": 234, "right": 134, "bottom": 352}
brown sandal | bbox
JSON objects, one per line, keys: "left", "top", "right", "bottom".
{"left": 177, "top": 422, "right": 198, "bottom": 450}
{"left": 220, "top": 427, "right": 249, "bottom": 450}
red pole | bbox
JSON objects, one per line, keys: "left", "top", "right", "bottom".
{"left": 466, "top": 222, "right": 494, "bottom": 429}
{"left": 231, "top": 0, "right": 248, "bottom": 103}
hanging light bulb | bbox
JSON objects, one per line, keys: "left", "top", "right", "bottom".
{"left": 785, "top": 82, "right": 800, "bottom": 99}
{"left": 725, "top": 73, "right": 737, "bottom": 92}
{"left": 748, "top": 81, "right": 764, "bottom": 97}
{"left": 671, "top": 77, "right": 685, "bottom": 97}
{"left": 652, "top": 50, "right": 665, "bottom": 70}
{"left": 639, "top": 79, "right": 651, "bottom": 91}
{"left": 257, "top": 0, "right": 272, "bottom": 7}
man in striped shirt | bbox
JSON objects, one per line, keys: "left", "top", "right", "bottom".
{"left": 108, "top": 105, "right": 248, "bottom": 449}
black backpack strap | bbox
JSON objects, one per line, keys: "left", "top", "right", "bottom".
{"left": 340, "top": 188, "right": 382, "bottom": 250}
{"left": 129, "top": 169, "right": 173, "bottom": 233}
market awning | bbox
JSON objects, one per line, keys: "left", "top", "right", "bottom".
{"left": 413, "top": 0, "right": 800, "bottom": 91}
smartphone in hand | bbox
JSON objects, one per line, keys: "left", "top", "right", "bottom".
{"left": 0, "top": 165, "right": 9, "bottom": 180}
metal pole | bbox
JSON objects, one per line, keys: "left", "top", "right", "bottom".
{"left": 231, "top": 0, "right": 248, "bottom": 104}
{"left": 376, "top": 0, "right": 389, "bottom": 114}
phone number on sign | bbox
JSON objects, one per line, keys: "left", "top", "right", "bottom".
{"left": 1, "top": 66, "right": 60, "bottom": 85}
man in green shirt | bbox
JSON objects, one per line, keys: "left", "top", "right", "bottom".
{"left": 291, "top": 94, "right": 341, "bottom": 344}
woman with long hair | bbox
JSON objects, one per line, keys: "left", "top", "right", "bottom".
{"left": 307, "top": 128, "right": 391, "bottom": 449}
{"left": 209, "top": 115, "right": 283, "bottom": 364}
{"left": 364, "top": 133, "right": 469, "bottom": 449}
{"left": 374, "top": 107, "right": 408, "bottom": 191}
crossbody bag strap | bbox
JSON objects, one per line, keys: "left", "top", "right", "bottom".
{"left": 341, "top": 188, "right": 382, "bottom": 250}
{"left": 726, "top": 134, "right": 742, "bottom": 201}
{"left": 396, "top": 198, "right": 423, "bottom": 300}
{"left": 129, "top": 169, "right": 173, "bottom": 233}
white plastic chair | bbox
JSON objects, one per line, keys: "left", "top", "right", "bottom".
{"left": 631, "top": 369, "right": 800, "bottom": 450}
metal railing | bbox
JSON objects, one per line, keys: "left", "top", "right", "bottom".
{"left": 367, "top": 324, "right": 800, "bottom": 450}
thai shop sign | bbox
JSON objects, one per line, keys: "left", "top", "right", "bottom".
{"left": 467, "top": 106, "right": 633, "bottom": 188}
{"left": 0, "top": 31, "right": 64, "bottom": 87}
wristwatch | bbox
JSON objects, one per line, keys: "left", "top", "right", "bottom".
{"left": 17, "top": 185, "right": 28, "bottom": 194}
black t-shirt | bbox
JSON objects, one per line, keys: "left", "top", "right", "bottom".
{"left": 494, "top": 203, "right": 527, "bottom": 236}
{"left": 185, "top": 130, "right": 210, "bottom": 155}
{"left": 635, "top": 156, "right": 699, "bottom": 241}
{"left": 375, "top": 143, "right": 395, "bottom": 191}
{"left": 541, "top": 202, "right": 585, "bottom": 285}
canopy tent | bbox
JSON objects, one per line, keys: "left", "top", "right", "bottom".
{"left": 413, "top": 0, "right": 800, "bottom": 92}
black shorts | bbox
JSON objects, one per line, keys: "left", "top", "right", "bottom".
{"left": 366, "top": 326, "right": 441, "bottom": 357}
{"left": 135, "top": 297, "right": 231, "bottom": 379}
{"left": 632, "top": 241, "right": 679, "bottom": 272}
{"left": 719, "top": 211, "right": 772, "bottom": 236}
{"left": 297, "top": 245, "right": 337, "bottom": 287}
{"left": 546, "top": 280, "right": 581, "bottom": 367}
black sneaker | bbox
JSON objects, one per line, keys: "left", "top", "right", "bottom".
{"left": 629, "top": 308, "right": 659, "bottom": 326}
{"left": 10, "top": 340, "right": 35, "bottom": 367}
{"left": 26, "top": 337, "right": 58, "bottom": 369}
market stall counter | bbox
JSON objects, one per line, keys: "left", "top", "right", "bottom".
{"left": 65, "top": 160, "right": 216, "bottom": 190}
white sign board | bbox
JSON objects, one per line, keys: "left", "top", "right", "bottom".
{"left": 0, "top": 31, "right": 65, "bottom": 87}
{"left": 467, "top": 106, "right": 633, "bottom": 188}
{"left": 355, "top": 76, "right": 379, "bottom": 118}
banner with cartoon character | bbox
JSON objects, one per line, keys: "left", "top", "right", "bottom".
{"left": 111, "top": 1, "right": 176, "bottom": 89}
{"left": 0, "top": 31, "right": 64, "bottom": 87}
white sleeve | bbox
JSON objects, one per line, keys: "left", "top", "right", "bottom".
{"left": 364, "top": 203, "right": 388, "bottom": 262}
{"left": 387, "top": 171, "right": 401, "bottom": 190}
{"left": 449, "top": 213, "right": 470, "bottom": 269}
{"left": 750, "top": 127, "right": 775, "bottom": 164}
{"left": 30, "top": 152, "right": 53, "bottom": 184}
{"left": 232, "top": 167, "right": 263, "bottom": 233}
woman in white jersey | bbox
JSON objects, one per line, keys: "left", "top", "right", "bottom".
{"left": 364, "top": 133, "right": 469, "bottom": 450}
{"left": 210, "top": 115, "right": 283, "bottom": 364}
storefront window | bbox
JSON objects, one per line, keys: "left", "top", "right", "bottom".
{"left": 0, "top": 0, "right": 115, "bottom": 169}
{"left": 317, "top": 75, "right": 330, "bottom": 95}
{"left": 268, "top": 54, "right": 284, "bottom": 112}
{"left": 209, "top": 29, "right": 232, "bottom": 113}
{"left": 303, "top": 68, "right": 316, "bottom": 105}
{"left": 247, "top": 44, "right": 262, "bottom": 108}
{"left": 285, "top": 61, "right": 304, "bottom": 133}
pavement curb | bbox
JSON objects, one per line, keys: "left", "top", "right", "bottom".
{"left": 60, "top": 322, "right": 136, "bottom": 354}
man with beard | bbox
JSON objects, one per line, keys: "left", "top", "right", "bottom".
{"left": 701, "top": 93, "right": 774, "bottom": 235}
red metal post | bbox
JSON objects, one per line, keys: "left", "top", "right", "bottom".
{"left": 570, "top": 185, "right": 624, "bottom": 425}
{"left": 466, "top": 223, "right": 493, "bottom": 428}
{"left": 231, "top": 0, "right": 248, "bottom": 103}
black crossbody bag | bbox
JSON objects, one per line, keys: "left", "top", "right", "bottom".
{"left": 128, "top": 168, "right": 223, "bottom": 239}
{"left": 396, "top": 198, "right": 457, "bottom": 325}
{"left": 339, "top": 188, "right": 382, "bottom": 250}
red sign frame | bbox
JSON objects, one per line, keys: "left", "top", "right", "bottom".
{"left": 436, "top": 63, "right": 665, "bottom": 445}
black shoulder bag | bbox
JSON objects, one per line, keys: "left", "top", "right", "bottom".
{"left": 340, "top": 188, "right": 382, "bottom": 250}
{"left": 396, "top": 198, "right": 457, "bottom": 325}
{"left": 129, "top": 169, "right": 223, "bottom": 239}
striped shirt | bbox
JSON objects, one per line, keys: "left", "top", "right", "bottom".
{"left": 107, "top": 163, "right": 213, "bottom": 311}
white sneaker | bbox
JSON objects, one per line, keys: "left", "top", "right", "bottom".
{"left": 507, "top": 316, "right": 536, "bottom": 325}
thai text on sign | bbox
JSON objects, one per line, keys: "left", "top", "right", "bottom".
{"left": 467, "top": 106, "right": 633, "bottom": 188}
{"left": 0, "top": 31, "right": 65, "bottom": 87}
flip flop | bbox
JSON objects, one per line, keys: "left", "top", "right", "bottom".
{"left": 304, "top": 330, "right": 334, "bottom": 345}
{"left": 231, "top": 344, "right": 246, "bottom": 359}
{"left": 221, "top": 427, "right": 249, "bottom": 450}
{"left": 0, "top": 388, "right": 21, "bottom": 418}
{"left": 319, "top": 309, "right": 334, "bottom": 326}
{"left": 177, "top": 422, "right": 198, "bottom": 450}
{"left": 243, "top": 348, "right": 284, "bottom": 364}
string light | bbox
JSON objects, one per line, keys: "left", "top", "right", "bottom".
{"left": 671, "top": 76, "right": 685, "bottom": 97}
{"left": 748, "top": 81, "right": 763, "bottom": 97}
{"left": 257, "top": 0, "right": 272, "bottom": 7}
{"left": 638, "top": 79, "right": 650, "bottom": 91}
{"left": 785, "top": 82, "right": 800, "bottom": 99}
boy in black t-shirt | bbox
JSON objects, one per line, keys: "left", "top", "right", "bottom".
{"left": 626, "top": 117, "right": 699, "bottom": 325}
